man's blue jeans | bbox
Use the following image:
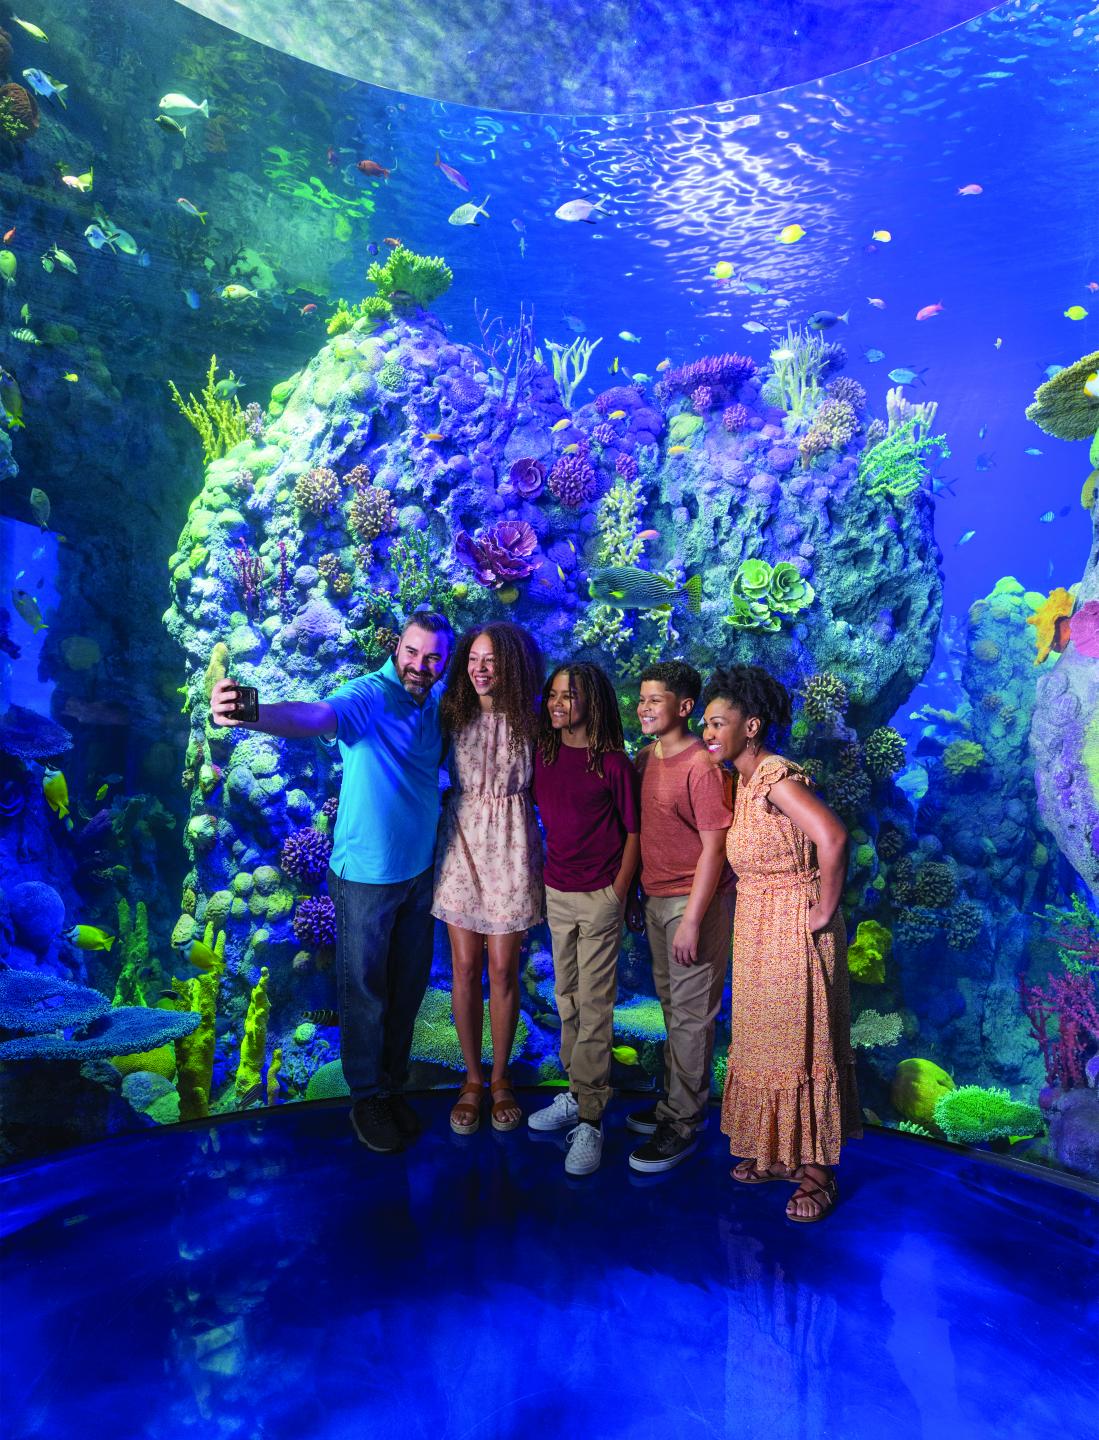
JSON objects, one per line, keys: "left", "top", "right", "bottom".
{"left": 328, "top": 865, "right": 436, "bottom": 1101}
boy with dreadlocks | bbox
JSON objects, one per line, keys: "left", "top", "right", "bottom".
{"left": 527, "top": 661, "right": 640, "bottom": 1175}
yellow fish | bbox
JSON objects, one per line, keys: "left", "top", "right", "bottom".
{"left": 872, "top": 229, "right": 892, "bottom": 242}
{"left": 11, "top": 14, "right": 49, "bottom": 42}
{"left": 175, "top": 935, "right": 223, "bottom": 971}
{"left": 63, "top": 924, "right": 115, "bottom": 952}
{"left": 1083, "top": 372, "right": 1099, "bottom": 400}
{"left": 556, "top": 564, "right": 568, "bottom": 581}
{"left": 550, "top": 417, "right": 572, "bottom": 432}
{"left": 1064, "top": 305, "right": 1088, "bottom": 321}
{"left": 712, "top": 260, "right": 735, "bottom": 280}
{"left": 608, "top": 409, "right": 627, "bottom": 419}
{"left": 60, "top": 168, "right": 93, "bottom": 193}
{"left": 43, "top": 766, "right": 72, "bottom": 827}
{"left": 656, "top": 358, "right": 671, "bottom": 371}
{"left": 63, "top": 371, "right": 78, "bottom": 382}
{"left": 612, "top": 1044, "right": 640, "bottom": 1065}
{"left": 422, "top": 431, "right": 445, "bottom": 442}
{"left": 221, "top": 284, "right": 258, "bottom": 301}
{"left": 95, "top": 782, "right": 109, "bottom": 802}
{"left": 778, "top": 224, "right": 805, "bottom": 244}
{"left": 13, "top": 587, "right": 47, "bottom": 631}
{"left": 562, "top": 443, "right": 579, "bottom": 454}
{"left": 668, "top": 444, "right": 689, "bottom": 455}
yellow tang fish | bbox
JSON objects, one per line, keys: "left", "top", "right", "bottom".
{"left": 778, "top": 224, "right": 805, "bottom": 244}
{"left": 668, "top": 444, "right": 689, "bottom": 455}
{"left": 612, "top": 1044, "right": 640, "bottom": 1065}
{"left": 871, "top": 229, "right": 892, "bottom": 242}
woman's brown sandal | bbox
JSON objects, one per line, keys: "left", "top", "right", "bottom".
{"left": 731, "top": 1158, "right": 795, "bottom": 1184}
{"left": 449, "top": 1080, "right": 485, "bottom": 1135}
{"left": 785, "top": 1166, "right": 838, "bottom": 1223}
{"left": 490, "top": 1076, "right": 523, "bottom": 1132}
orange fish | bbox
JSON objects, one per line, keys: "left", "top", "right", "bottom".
{"left": 357, "top": 159, "right": 391, "bottom": 179}
{"left": 2, "top": 227, "right": 14, "bottom": 244}
{"left": 957, "top": 184, "right": 983, "bottom": 196}
{"left": 916, "top": 301, "right": 944, "bottom": 321}
{"left": 636, "top": 529, "right": 660, "bottom": 541}
{"left": 1052, "top": 615, "right": 1073, "bottom": 654}
{"left": 299, "top": 303, "right": 317, "bottom": 315}
{"left": 382, "top": 237, "right": 401, "bottom": 248}
{"left": 422, "top": 431, "right": 445, "bottom": 442}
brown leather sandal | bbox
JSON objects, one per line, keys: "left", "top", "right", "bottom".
{"left": 731, "top": 1158, "right": 795, "bottom": 1185}
{"left": 449, "top": 1080, "right": 485, "bottom": 1135}
{"left": 490, "top": 1076, "right": 523, "bottom": 1133}
{"left": 785, "top": 1166, "right": 838, "bottom": 1223}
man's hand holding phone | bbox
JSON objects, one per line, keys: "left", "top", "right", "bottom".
{"left": 210, "top": 679, "right": 259, "bottom": 727}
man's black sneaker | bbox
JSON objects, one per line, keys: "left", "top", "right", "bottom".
{"left": 389, "top": 1094, "right": 423, "bottom": 1140}
{"left": 626, "top": 1104, "right": 662, "bottom": 1136}
{"left": 628, "top": 1121, "right": 699, "bottom": 1173}
{"left": 350, "top": 1096, "right": 405, "bottom": 1153}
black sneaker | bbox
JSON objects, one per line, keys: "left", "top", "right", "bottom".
{"left": 626, "top": 1104, "right": 707, "bottom": 1136}
{"left": 628, "top": 1121, "right": 699, "bottom": 1173}
{"left": 389, "top": 1094, "right": 423, "bottom": 1140}
{"left": 350, "top": 1096, "right": 405, "bottom": 1153}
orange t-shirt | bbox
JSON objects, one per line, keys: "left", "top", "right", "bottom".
{"left": 636, "top": 740, "right": 734, "bottom": 897}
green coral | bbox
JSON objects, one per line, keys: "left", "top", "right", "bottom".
{"left": 1025, "top": 349, "right": 1099, "bottom": 441}
{"left": 573, "top": 603, "right": 634, "bottom": 657}
{"left": 725, "top": 558, "right": 815, "bottom": 631}
{"left": 858, "top": 415, "right": 950, "bottom": 502}
{"left": 327, "top": 294, "right": 394, "bottom": 336}
{"left": 850, "top": 1008, "right": 904, "bottom": 1048}
{"left": 111, "top": 898, "right": 150, "bottom": 1007}
{"left": 366, "top": 245, "right": 453, "bottom": 309}
{"left": 933, "top": 1085, "right": 1042, "bottom": 1145}
{"left": 390, "top": 529, "right": 457, "bottom": 616}
{"left": 235, "top": 967, "right": 270, "bottom": 1101}
{"left": 847, "top": 919, "right": 891, "bottom": 984}
{"left": 896, "top": 1120, "right": 933, "bottom": 1137}
{"left": 174, "top": 960, "right": 223, "bottom": 1121}
{"left": 544, "top": 336, "right": 603, "bottom": 407}
{"left": 168, "top": 356, "right": 249, "bottom": 464}
{"left": 409, "top": 986, "right": 529, "bottom": 1068}
{"left": 613, "top": 997, "right": 667, "bottom": 1041}
{"left": 798, "top": 673, "right": 849, "bottom": 724}
{"left": 764, "top": 325, "right": 827, "bottom": 420}
{"left": 864, "top": 726, "right": 906, "bottom": 779}
{"left": 943, "top": 739, "right": 985, "bottom": 777}
{"left": 377, "top": 358, "right": 408, "bottom": 392}
{"left": 596, "top": 476, "right": 646, "bottom": 566}
{"left": 305, "top": 1058, "right": 351, "bottom": 1100}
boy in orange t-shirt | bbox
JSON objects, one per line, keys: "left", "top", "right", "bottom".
{"left": 628, "top": 661, "right": 734, "bottom": 1173}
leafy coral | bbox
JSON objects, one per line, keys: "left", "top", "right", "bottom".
{"left": 366, "top": 245, "right": 453, "bottom": 309}
{"left": 933, "top": 1085, "right": 1042, "bottom": 1145}
{"left": 725, "top": 558, "right": 815, "bottom": 631}
{"left": 1025, "top": 349, "right": 1099, "bottom": 441}
{"left": 168, "top": 356, "right": 249, "bottom": 464}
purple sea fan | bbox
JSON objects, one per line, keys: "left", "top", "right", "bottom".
{"left": 548, "top": 451, "right": 598, "bottom": 507}
{"left": 692, "top": 385, "right": 714, "bottom": 414}
{"left": 280, "top": 826, "right": 334, "bottom": 883}
{"left": 723, "top": 403, "right": 751, "bottom": 433}
{"left": 508, "top": 457, "right": 545, "bottom": 499}
{"left": 455, "top": 520, "right": 539, "bottom": 588}
{"left": 591, "top": 422, "right": 617, "bottom": 448}
{"left": 615, "top": 452, "right": 639, "bottom": 481}
{"left": 293, "top": 895, "right": 337, "bottom": 947}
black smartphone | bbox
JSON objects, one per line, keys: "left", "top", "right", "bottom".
{"left": 230, "top": 684, "right": 259, "bottom": 723}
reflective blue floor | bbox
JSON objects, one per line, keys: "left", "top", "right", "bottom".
{"left": 1, "top": 1093, "right": 1096, "bottom": 1439}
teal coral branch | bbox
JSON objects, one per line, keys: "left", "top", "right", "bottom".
{"left": 545, "top": 336, "right": 603, "bottom": 407}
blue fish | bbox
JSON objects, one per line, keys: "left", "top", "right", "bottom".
{"left": 808, "top": 309, "right": 849, "bottom": 330}
{"left": 22, "top": 68, "right": 67, "bottom": 107}
{"left": 182, "top": 287, "right": 201, "bottom": 309}
{"left": 863, "top": 348, "right": 885, "bottom": 363}
{"left": 888, "top": 366, "right": 928, "bottom": 386}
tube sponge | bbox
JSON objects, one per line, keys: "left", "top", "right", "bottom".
{"left": 235, "top": 967, "right": 270, "bottom": 1100}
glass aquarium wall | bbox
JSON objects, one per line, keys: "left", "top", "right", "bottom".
{"left": 0, "top": 0, "right": 1096, "bottom": 1177}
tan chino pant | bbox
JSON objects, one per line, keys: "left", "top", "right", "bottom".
{"left": 545, "top": 884, "right": 624, "bottom": 1124}
{"left": 645, "top": 889, "right": 735, "bottom": 1137}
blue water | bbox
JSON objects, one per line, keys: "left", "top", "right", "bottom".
{"left": 1, "top": 1094, "right": 1096, "bottom": 1438}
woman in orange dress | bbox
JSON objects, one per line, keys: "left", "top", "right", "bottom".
{"left": 701, "top": 665, "right": 861, "bottom": 1222}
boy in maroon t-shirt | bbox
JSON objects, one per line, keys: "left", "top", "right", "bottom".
{"left": 528, "top": 661, "right": 640, "bottom": 1175}
{"left": 628, "top": 660, "right": 734, "bottom": 1174}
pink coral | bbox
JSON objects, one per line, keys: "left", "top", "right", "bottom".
{"left": 1069, "top": 599, "right": 1099, "bottom": 658}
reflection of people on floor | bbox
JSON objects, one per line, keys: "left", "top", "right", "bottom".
{"left": 703, "top": 665, "right": 861, "bottom": 1222}
{"left": 433, "top": 622, "right": 545, "bottom": 1136}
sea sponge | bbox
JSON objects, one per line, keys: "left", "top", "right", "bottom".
{"left": 864, "top": 726, "right": 906, "bottom": 779}
{"left": 293, "top": 465, "right": 342, "bottom": 515}
{"left": 891, "top": 1057, "right": 954, "bottom": 1127}
{"left": 847, "top": 919, "right": 891, "bottom": 984}
{"left": 1068, "top": 598, "right": 1099, "bottom": 658}
{"left": 1024, "top": 349, "right": 1099, "bottom": 441}
{"left": 943, "top": 739, "right": 985, "bottom": 777}
{"left": 1026, "top": 586, "right": 1076, "bottom": 663}
{"left": 933, "top": 1085, "right": 1042, "bottom": 1145}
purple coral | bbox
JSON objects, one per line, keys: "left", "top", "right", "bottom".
{"left": 826, "top": 375, "right": 867, "bottom": 410}
{"left": 508, "top": 457, "right": 545, "bottom": 500}
{"left": 280, "top": 826, "right": 334, "bottom": 882}
{"left": 244, "top": 402, "right": 266, "bottom": 441}
{"left": 548, "top": 452, "right": 598, "bottom": 507}
{"left": 1069, "top": 600, "right": 1099, "bottom": 658}
{"left": 447, "top": 372, "right": 483, "bottom": 412}
{"left": 723, "top": 404, "right": 751, "bottom": 433}
{"left": 321, "top": 794, "right": 340, "bottom": 823}
{"left": 692, "top": 385, "right": 714, "bottom": 414}
{"left": 615, "top": 452, "right": 639, "bottom": 481}
{"left": 657, "top": 353, "right": 758, "bottom": 403}
{"left": 594, "top": 385, "right": 642, "bottom": 416}
{"left": 591, "top": 422, "right": 617, "bottom": 448}
{"left": 293, "top": 895, "right": 337, "bottom": 948}
{"left": 455, "top": 520, "right": 539, "bottom": 587}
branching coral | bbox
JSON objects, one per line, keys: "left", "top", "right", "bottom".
{"left": 914, "top": 861, "right": 958, "bottom": 908}
{"left": 572, "top": 604, "right": 634, "bottom": 657}
{"left": 762, "top": 326, "right": 826, "bottom": 420}
{"left": 596, "top": 476, "right": 646, "bottom": 566}
{"left": 549, "top": 451, "right": 598, "bottom": 507}
{"left": 826, "top": 375, "right": 867, "bottom": 410}
{"left": 168, "top": 356, "right": 249, "bottom": 463}
{"left": 851, "top": 1008, "right": 903, "bottom": 1048}
{"left": 657, "top": 352, "right": 758, "bottom": 405}
{"left": 390, "top": 529, "right": 457, "bottom": 614}
{"left": 544, "top": 336, "right": 603, "bottom": 407}
{"left": 859, "top": 415, "right": 950, "bottom": 502}
{"left": 933, "top": 1085, "right": 1042, "bottom": 1145}
{"left": 723, "top": 403, "right": 751, "bottom": 433}
{"left": 349, "top": 484, "right": 397, "bottom": 541}
{"left": 800, "top": 397, "right": 859, "bottom": 459}
{"left": 943, "top": 739, "right": 985, "bottom": 777}
{"left": 945, "top": 900, "right": 983, "bottom": 951}
{"left": 1025, "top": 349, "right": 1099, "bottom": 441}
{"left": 292, "top": 894, "right": 336, "bottom": 948}
{"left": 294, "top": 465, "right": 342, "bottom": 515}
{"left": 725, "top": 558, "right": 815, "bottom": 631}
{"left": 798, "top": 673, "right": 849, "bottom": 724}
{"left": 280, "top": 826, "right": 333, "bottom": 882}
{"left": 864, "top": 726, "right": 906, "bottom": 779}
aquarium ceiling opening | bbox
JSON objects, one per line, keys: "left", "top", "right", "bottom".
{"left": 176, "top": 0, "right": 997, "bottom": 111}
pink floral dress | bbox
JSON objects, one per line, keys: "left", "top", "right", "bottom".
{"left": 431, "top": 712, "right": 544, "bottom": 934}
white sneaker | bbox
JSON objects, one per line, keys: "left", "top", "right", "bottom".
{"left": 527, "top": 1090, "right": 579, "bottom": 1132}
{"left": 565, "top": 1122, "right": 603, "bottom": 1176}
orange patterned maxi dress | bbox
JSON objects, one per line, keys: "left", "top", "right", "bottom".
{"left": 721, "top": 754, "right": 862, "bottom": 1170}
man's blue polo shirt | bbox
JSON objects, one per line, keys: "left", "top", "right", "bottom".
{"left": 325, "top": 657, "right": 444, "bottom": 884}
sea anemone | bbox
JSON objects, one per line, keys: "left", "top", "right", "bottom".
{"left": 454, "top": 520, "right": 539, "bottom": 587}
{"left": 280, "top": 826, "right": 334, "bottom": 883}
{"left": 548, "top": 452, "right": 598, "bottom": 507}
{"left": 292, "top": 895, "right": 337, "bottom": 947}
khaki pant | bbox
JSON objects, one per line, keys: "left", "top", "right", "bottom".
{"left": 645, "top": 889, "right": 735, "bottom": 1137}
{"left": 545, "top": 884, "right": 623, "bottom": 1123}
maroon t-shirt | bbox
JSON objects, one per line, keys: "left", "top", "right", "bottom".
{"left": 532, "top": 745, "right": 641, "bottom": 892}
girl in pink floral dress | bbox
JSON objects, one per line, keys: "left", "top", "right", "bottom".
{"left": 434, "top": 622, "right": 544, "bottom": 1134}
